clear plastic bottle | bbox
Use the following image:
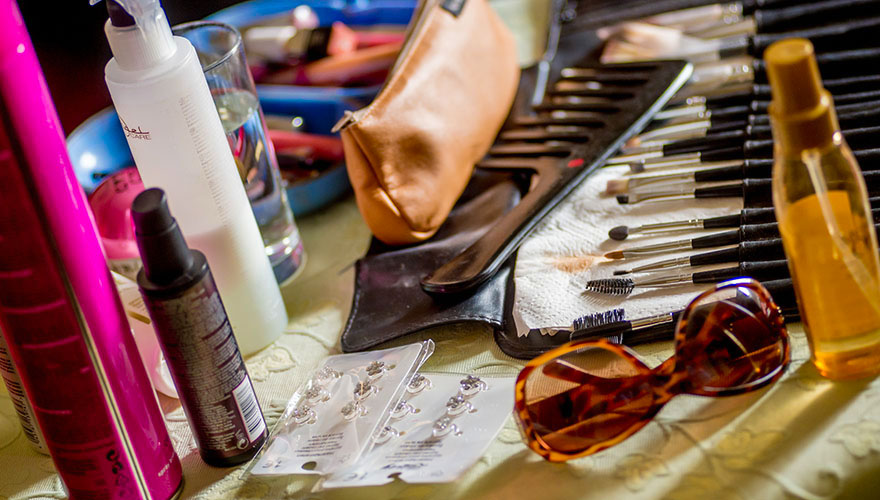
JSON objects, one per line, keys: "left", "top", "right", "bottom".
{"left": 102, "top": 0, "right": 286, "bottom": 355}
{"left": 768, "top": 38, "right": 880, "bottom": 379}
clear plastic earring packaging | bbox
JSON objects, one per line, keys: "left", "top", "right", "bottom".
{"left": 250, "top": 341, "right": 434, "bottom": 475}
{"left": 322, "top": 373, "right": 514, "bottom": 488}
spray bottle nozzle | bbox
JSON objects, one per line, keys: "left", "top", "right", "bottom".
{"left": 107, "top": 0, "right": 135, "bottom": 27}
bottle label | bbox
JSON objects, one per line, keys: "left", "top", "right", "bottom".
{"left": 144, "top": 273, "right": 266, "bottom": 459}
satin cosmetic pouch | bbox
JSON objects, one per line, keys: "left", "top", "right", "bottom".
{"left": 333, "top": 0, "right": 520, "bottom": 245}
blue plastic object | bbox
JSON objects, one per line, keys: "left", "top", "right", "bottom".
{"left": 68, "top": 0, "right": 416, "bottom": 216}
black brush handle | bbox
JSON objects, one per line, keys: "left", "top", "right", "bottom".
{"left": 750, "top": 100, "right": 770, "bottom": 115}
{"left": 743, "top": 178, "right": 774, "bottom": 207}
{"left": 709, "top": 105, "right": 751, "bottom": 121}
{"left": 691, "top": 230, "right": 742, "bottom": 249}
{"left": 741, "top": 207, "right": 778, "bottom": 225}
{"left": 754, "top": 47, "right": 880, "bottom": 83}
{"left": 689, "top": 246, "right": 740, "bottom": 267}
{"left": 743, "top": 138, "right": 774, "bottom": 159}
{"left": 663, "top": 130, "right": 745, "bottom": 156}
{"left": 706, "top": 119, "right": 749, "bottom": 135}
{"left": 761, "top": 277, "right": 797, "bottom": 311}
{"left": 694, "top": 182, "right": 745, "bottom": 199}
{"left": 692, "top": 259, "right": 789, "bottom": 284}
{"left": 701, "top": 146, "right": 746, "bottom": 162}
{"left": 702, "top": 213, "right": 743, "bottom": 229}
{"left": 740, "top": 238, "right": 787, "bottom": 262}
{"left": 694, "top": 164, "right": 744, "bottom": 183}
{"left": 743, "top": 0, "right": 813, "bottom": 15}
{"left": 705, "top": 89, "right": 754, "bottom": 110}
{"left": 741, "top": 222, "right": 781, "bottom": 241}
{"left": 752, "top": 17, "right": 880, "bottom": 56}
{"left": 755, "top": 0, "right": 880, "bottom": 33}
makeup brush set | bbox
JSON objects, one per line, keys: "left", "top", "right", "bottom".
{"left": 499, "top": 0, "right": 880, "bottom": 358}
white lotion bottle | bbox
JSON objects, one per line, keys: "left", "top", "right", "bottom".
{"left": 102, "top": 0, "right": 286, "bottom": 355}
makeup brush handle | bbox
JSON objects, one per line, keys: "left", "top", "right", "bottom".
{"left": 694, "top": 182, "right": 744, "bottom": 199}
{"left": 706, "top": 118, "right": 749, "bottom": 135}
{"left": 754, "top": 47, "right": 880, "bottom": 83}
{"left": 692, "top": 259, "right": 789, "bottom": 284}
{"left": 741, "top": 222, "right": 780, "bottom": 241}
{"left": 754, "top": 0, "right": 880, "bottom": 33}
{"left": 663, "top": 130, "right": 745, "bottom": 156}
{"left": 705, "top": 89, "right": 754, "bottom": 110}
{"left": 740, "top": 159, "right": 774, "bottom": 180}
{"left": 691, "top": 230, "right": 741, "bottom": 249}
{"left": 702, "top": 213, "right": 743, "bottom": 229}
{"left": 694, "top": 164, "right": 744, "bottom": 183}
{"left": 742, "top": 0, "right": 811, "bottom": 14}
{"left": 742, "top": 139, "right": 773, "bottom": 159}
{"left": 708, "top": 105, "right": 750, "bottom": 120}
{"left": 739, "top": 238, "right": 786, "bottom": 262}
{"left": 701, "top": 146, "right": 745, "bottom": 162}
{"left": 689, "top": 246, "right": 740, "bottom": 267}
{"left": 741, "top": 207, "right": 778, "bottom": 225}
{"left": 750, "top": 100, "right": 770, "bottom": 115}
{"left": 752, "top": 17, "right": 880, "bottom": 56}
{"left": 761, "top": 278, "right": 797, "bottom": 311}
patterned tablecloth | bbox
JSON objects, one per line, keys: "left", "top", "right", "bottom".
{"left": 4, "top": 2, "right": 880, "bottom": 498}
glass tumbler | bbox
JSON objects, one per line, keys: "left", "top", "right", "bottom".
{"left": 173, "top": 21, "right": 306, "bottom": 284}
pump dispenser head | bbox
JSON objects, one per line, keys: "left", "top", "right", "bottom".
{"left": 97, "top": 0, "right": 176, "bottom": 71}
{"left": 766, "top": 38, "right": 839, "bottom": 154}
{"left": 132, "top": 188, "right": 195, "bottom": 286}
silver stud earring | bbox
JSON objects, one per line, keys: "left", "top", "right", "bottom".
{"left": 341, "top": 401, "right": 367, "bottom": 421}
{"left": 432, "top": 417, "right": 461, "bottom": 438}
{"left": 291, "top": 404, "right": 316, "bottom": 425}
{"left": 315, "top": 366, "right": 342, "bottom": 381}
{"left": 391, "top": 399, "right": 419, "bottom": 419}
{"left": 365, "top": 360, "right": 394, "bottom": 382}
{"left": 406, "top": 373, "right": 432, "bottom": 395}
{"left": 445, "top": 393, "right": 474, "bottom": 417}
{"left": 354, "top": 380, "right": 378, "bottom": 401}
{"left": 373, "top": 425, "right": 401, "bottom": 445}
{"left": 304, "top": 383, "right": 331, "bottom": 405}
{"left": 459, "top": 375, "right": 487, "bottom": 397}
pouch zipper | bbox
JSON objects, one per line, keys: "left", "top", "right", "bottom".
{"left": 331, "top": 0, "right": 440, "bottom": 132}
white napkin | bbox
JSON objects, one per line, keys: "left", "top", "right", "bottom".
{"left": 514, "top": 163, "right": 745, "bottom": 334}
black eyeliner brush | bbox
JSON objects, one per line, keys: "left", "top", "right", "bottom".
{"left": 584, "top": 259, "right": 791, "bottom": 296}
{"left": 607, "top": 196, "right": 880, "bottom": 240}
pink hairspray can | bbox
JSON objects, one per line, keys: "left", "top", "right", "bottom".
{"left": 0, "top": 1, "right": 183, "bottom": 498}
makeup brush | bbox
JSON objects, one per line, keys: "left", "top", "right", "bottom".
{"left": 610, "top": 124, "right": 880, "bottom": 165}
{"left": 525, "top": 308, "right": 626, "bottom": 337}
{"left": 612, "top": 237, "right": 787, "bottom": 275}
{"left": 607, "top": 196, "right": 880, "bottom": 240}
{"left": 568, "top": 278, "right": 799, "bottom": 345}
{"left": 628, "top": 95, "right": 880, "bottom": 146}
{"left": 604, "top": 222, "right": 781, "bottom": 260}
{"left": 613, "top": 215, "right": 880, "bottom": 275}
{"left": 584, "top": 259, "right": 790, "bottom": 296}
{"left": 602, "top": 12, "right": 880, "bottom": 65}
{"left": 609, "top": 148, "right": 880, "bottom": 194}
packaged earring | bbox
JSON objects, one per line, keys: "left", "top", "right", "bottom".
{"left": 250, "top": 340, "right": 434, "bottom": 476}
{"left": 322, "top": 373, "right": 515, "bottom": 489}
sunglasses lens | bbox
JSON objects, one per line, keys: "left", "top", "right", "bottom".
{"left": 522, "top": 344, "right": 655, "bottom": 455}
{"left": 675, "top": 282, "right": 787, "bottom": 393}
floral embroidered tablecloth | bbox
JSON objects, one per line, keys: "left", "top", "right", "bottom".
{"left": 3, "top": 196, "right": 880, "bottom": 500}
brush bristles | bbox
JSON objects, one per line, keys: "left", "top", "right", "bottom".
{"left": 604, "top": 250, "right": 625, "bottom": 259}
{"left": 584, "top": 278, "right": 636, "bottom": 296}
{"left": 572, "top": 308, "right": 626, "bottom": 330}
{"left": 608, "top": 226, "right": 630, "bottom": 240}
{"left": 629, "top": 162, "right": 646, "bottom": 173}
{"left": 616, "top": 195, "right": 630, "bottom": 204}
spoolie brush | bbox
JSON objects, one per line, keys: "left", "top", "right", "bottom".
{"left": 527, "top": 308, "right": 626, "bottom": 336}
{"left": 584, "top": 278, "right": 636, "bottom": 296}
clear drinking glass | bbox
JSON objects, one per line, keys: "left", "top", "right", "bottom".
{"left": 173, "top": 21, "right": 306, "bottom": 284}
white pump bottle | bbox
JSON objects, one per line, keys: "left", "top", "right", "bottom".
{"left": 101, "top": 0, "right": 286, "bottom": 355}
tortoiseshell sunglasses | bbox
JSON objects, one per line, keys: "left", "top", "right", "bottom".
{"left": 515, "top": 278, "right": 790, "bottom": 462}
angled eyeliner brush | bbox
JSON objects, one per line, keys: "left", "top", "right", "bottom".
{"left": 607, "top": 196, "right": 880, "bottom": 240}
{"left": 584, "top": 260, "right": 791, "bottom": 296}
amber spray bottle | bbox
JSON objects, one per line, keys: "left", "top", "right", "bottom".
{"left": 767, "top": 38, "right": 880, "bottom": 379}
{"left": 133, "top": 188, "right": 267, "bottom": 466}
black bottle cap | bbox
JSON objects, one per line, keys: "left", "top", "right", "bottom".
{"left": 107, "top": 0, "right": 136, "bottom": 27}
{"left": 132, "top": 188, "right": 195, "bottom": 286}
